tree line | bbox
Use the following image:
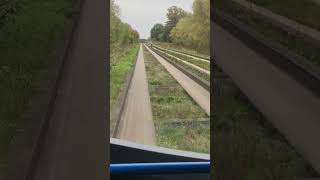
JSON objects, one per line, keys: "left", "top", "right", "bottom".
{"left": 110, "top": 0, "right": 139, "bottom": 49}
{"left": 150, "top": 0, "right": 209, "bottom": 51}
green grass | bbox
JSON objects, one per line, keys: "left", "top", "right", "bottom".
{"left": 151, "top": 46, "right": 210, "bottom": 81}
{"left": 153, "top": 41, "right": 210, "bottom": 59}
{"left": 158, "top": 122, "right": 210, "bottom": 153}
{"left": 143, "top": 45, "right": 209, "bottom": 153}
{"left": 212, "top": 68, "right": 319, "bottom": 179}
{"left": 215, "top": 0, "right": 320, "bottom": 68}
{"left": 153, "top": 45, "right": 210, "bottom": 71}
{"left": 110, "top": 44, "right": 139, "bottom": 112}
{"left": 247, "top": 0, "right": 320, "bottom": 30}
{"left": 0, "top": 0, "right": 74, "bottom": 176}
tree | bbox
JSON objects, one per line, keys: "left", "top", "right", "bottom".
{"left": 163, "top": 6, "right": 187, "bottom": 42}
{"left": 150, "top": 23, "right": 164, "bottom": 41}
{"left": 170, "top": 0, "right": 210, "bottom": 51}
{"left": 166, "top": 6, "right": 188, "bottom": 30}
{"left": 193, "top": 0, "right": 210, "bottom": 20}
{"left": 110, "top": 0, "right": 139, "bottom": 48}
{"left": 110, "top": 0, "right": 120, "bottom": 17}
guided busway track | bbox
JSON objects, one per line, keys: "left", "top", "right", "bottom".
{"left": 212, "top": 7, "right": 320, "bottom": 174}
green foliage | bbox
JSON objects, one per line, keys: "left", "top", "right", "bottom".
{"left": 150, "top": 0, "right": 210, "bottom": 51}
{"left": 150, "top": 6, "right": 187, "bottom": 42}
{"left": 170, "top": 0, "right": 210, "bottom": 51}
{"left": 150, "top": 23, "right": 164, "bottom": 41}
{"left": 164, "top": 6, "right": 187, "bottom": 42}
{"left": 166, "top": 6, "right": 188, "bottom": 29}
{"left": 110, "top": 0, "right": 139, "bottom": 49}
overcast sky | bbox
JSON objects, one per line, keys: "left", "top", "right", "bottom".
{"left": 115, "top": 0, "right": 194, "bottom": 39}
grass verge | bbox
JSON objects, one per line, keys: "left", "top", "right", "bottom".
{"left": 215, "top": 0, "right": 320, "bottom": 68}
{"left": 0, "top": 0, "right": 74, "bottom": 176}
{"left": 143, "top": 45, "right": 209, "bottom": 153}
{"left": 110, "top": 44, "right": 139, "bottom": 112}
{"left": 212, "top": 67, "right": 319, "bottom": 179}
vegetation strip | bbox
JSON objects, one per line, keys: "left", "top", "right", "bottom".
{"left": 143, "top": 45, "right": 209, "bottom": 153}
{"left": 110, "top": 45, "right": 139, "bottom": 136}
{"left": 147, "top": 45, "right": 210, "bottom": 91}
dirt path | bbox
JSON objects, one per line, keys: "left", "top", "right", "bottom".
{"left": 115, "top": 44, "right": 156, "bottom": 146}
{"left": 145, "top": 45, "right": 210, "bottom": 116}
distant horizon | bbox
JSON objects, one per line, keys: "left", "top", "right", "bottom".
{"left": 115, "top": 0, "right": 194, "bottom": 39}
